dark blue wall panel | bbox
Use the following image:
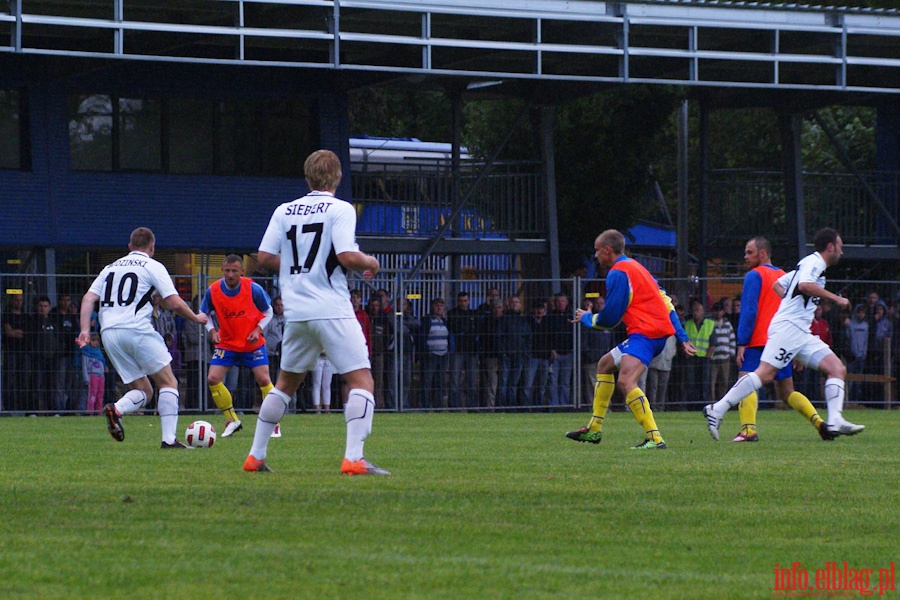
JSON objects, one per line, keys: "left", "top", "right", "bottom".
{"left": 1, "top": 57, "right": 348, "bottom": 251}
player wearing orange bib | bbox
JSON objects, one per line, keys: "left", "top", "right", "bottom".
{"left": 566, "top": 229, "right": 697, "bottom": 449}
{"left": 199, "top": 254, "right": 277, "bottom": 438}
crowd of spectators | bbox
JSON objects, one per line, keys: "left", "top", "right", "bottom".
{"left": 3, "top": 284, "right": 899, "bottom": 413}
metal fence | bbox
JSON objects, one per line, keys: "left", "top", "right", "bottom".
{"left": 2, "top": 273, "right": 898, "bottom": 416}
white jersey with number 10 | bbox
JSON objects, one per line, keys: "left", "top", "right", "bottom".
{"left": 258, "top": 190, "right": 358, "bottom": 322}
{"left": 87, "top": 250, "right": 179, "bottom": 334}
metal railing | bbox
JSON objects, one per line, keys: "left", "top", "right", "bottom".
{"left": 351, "top": 161, "right": 545, "bottom": 240}
{"left": 2, "top": 272, "right": 897, "bottom": 416}
{"left": 707, "top": 169, "right": 900, "bottom": 248}
{"left": 3, "top": 1, "right": 900, "bottom": 94}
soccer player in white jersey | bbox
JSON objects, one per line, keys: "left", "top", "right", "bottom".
{"left": 704, "top": 228, "right": 864, "bottom": 439}
{"left": 243, "top": 149, "right": 389, "bottom": 475}
{"left": 77, "top": 227, "right": 209, "bottom": 448}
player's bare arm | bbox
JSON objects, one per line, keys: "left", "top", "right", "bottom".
{"left": 163, "top": 294, "right": 209, "bottom": 325}
{"left": 773, "top": 282, "right": 786, "bottom": 298}
{"left": 257, "top": 251, "right": 280, "bottom": 272}
{"left": 681, "top": 341, "right": 698, "bottom": 357}
{"left": 338, "top": 251, "right": 379, "bottom": 278}
{"left": 797, "top": 282, "right": 851, "bottom": 310}
{"left": 77, "top": 290, "right": 100, "bottom": 347}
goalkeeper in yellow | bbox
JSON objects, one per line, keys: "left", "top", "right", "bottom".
{"left": 567, "top": 229, "right": 696, "bottom": 449}
{"left": 199, "top": 254, "right": 278, "bottom": 438}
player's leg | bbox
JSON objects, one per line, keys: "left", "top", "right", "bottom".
{"left": 208, "top": 359, "right": 242, "bottom": 434}
{"left": 618, "top": 355, "right": 665, "bottom": 449}
{"left": 248, "top": 351, "right": 279, "bottom": 437}
{"left": 813, "top": 351, "right": 864, "bottom": 435}
{"left": 316, "top": 319, "right": 389, "bottom": 475}
{"left": 147, "top": 364, "right": 185, "bottom": 447}
{"left": 103, "top": 376, "right": 152, "bottom": 442}
{"left": 566, "top": 351, "right": 616, "bottom": 444}
{"left": 732, "top": 368, "right": 760, "bottom": 441}
{"left": 244, "top": 369, "right": 303, "bottom": 471}
{"left": 774, "top": 376, "right": 831, "bottom": 440}
{"left": 707, "top": 356, "right": 777, "bottom": 437}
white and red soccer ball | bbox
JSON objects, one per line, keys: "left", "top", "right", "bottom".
{"left": 185, "top": 420, "right": 217, "bottom": 448}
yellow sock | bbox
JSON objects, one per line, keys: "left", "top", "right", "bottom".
{"left": 209, "top": 381, "right": 239, "bottom": 422}
{"left": 737, "top": 391, "right": 758, "bottom": 436}
{"left": 588, "top": 374, "right": 615, "bottom": 432}
{"left": 260, "top": 382, "right": 274, "bottom": 398}
{"left": 625, "top": 387, "right": 662, "bottom": 443}
{"left": 786, "top": 391, "right": 824, "bottom": 428}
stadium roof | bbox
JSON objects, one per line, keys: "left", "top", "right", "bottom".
{"left": 3, "top": 0, "right": 900, "bottom": 104}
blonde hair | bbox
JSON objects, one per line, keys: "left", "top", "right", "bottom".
{"left": 304, "top": 150, "right": 342, "bottom": 192}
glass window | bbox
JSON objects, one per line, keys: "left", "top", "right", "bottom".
{"left": 119, "top": 97, "right": 161, "bottom": 171}
{"left": 68, "top": 93, "right": 318, "bottom": 176}
{"left": 69, "top": 94, "right": 113, "bottom": 171}
{"left": 0, "top": 89, "right": 21, "bottom": 169}
{"left": 217, "top": 98, "right": 317, "bottom": 177}
{"left": 168, "top": 97, "right": 214, "bottom": 174}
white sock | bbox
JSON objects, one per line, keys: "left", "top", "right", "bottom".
{"left": 157, "top": 387, "right": 179, "bottom": 444}
{"left": 824, "top": 378, "right": 845, "bottom": 425}
{"left": 344, "top": 389, "right": 375, "bottom": 462}
{"left": 712, "top": 372, "right": 762, "bottom": 418}
{"left": 250, "top": 389, "right": 290, "bottom": 460}
{"left": 115, "top": 389, "right": 147, "bottom": 416}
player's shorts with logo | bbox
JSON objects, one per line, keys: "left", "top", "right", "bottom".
{"left": 281, "top": 318, "right": 371, "bottom": 375}
{"left": 101, "top": 328, "right": 171, "bottom": 384}
{"left": 741, "top": 346, "right": 792, "bottom": 380}
{"left": 210, "top": 345, "right": 268, "bottom": 369}
{"left": 761, "top": 321, "right": 831, "bottom": 370}
{"left": 610, "top": 333, "right": 669, "bottom": 367}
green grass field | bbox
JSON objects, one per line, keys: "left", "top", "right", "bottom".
{"left": 1, "top": 409, "right": 897, "bottom": 599}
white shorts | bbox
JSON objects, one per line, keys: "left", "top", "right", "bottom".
{"left": 761, "top": 321, "right": 831, "bottom": 370}
{"left": 101, "top": 328, "right": 172, "bottom": 384}
{"left": 281, "top": 319, "right": 371, "bottom": 375}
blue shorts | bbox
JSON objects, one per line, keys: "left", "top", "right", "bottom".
{"left": 210, "top": 346, "right": 269, "bottom": 369}
{"left": 740, "top": 346, "right": 792, "bottom": 380}
{"left": 616, "top": 334, "right": 668, "bottom": 367}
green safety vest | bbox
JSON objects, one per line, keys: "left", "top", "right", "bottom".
{"left": 685, "top": 318, "right": 715, "bottom": 357}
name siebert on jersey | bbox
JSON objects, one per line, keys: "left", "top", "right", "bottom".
{"left": 284, "top": 201, "right": 333, "bottom": 216}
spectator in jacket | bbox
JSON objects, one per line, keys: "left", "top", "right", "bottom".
{"left": 419, "top": 298, "right": 450, "bottom": 409}
{"left": 497, "top": 296, "right": 531, "bottom": 407}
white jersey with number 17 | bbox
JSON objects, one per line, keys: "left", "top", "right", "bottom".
{"left": 258, "top": 190, "right": 358, "bottom": 322}
{"left": 87, "top": 250, "right": 179, "bottom": 334}
{"left": 769, "top": 251, "right": 827, "bottom": 332}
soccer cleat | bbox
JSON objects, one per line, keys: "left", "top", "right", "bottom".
{"left": 243, "top": 455, "right": 273, "bottom": 472}
{"left": 565, "top": 426, "right": 602, "bottom": 444}
{"left": 160, "top": 439, "right": 192, "bottom": 449}
{"left": 703, "top": 404, "right": 721, "bottom": 441}
{"left": 631, "top": 438, "right": 667, "bottom": 450}
{"left": 270, "top": 424, "right": 282, "bottom": 438}
{"left": 103, "top": 404, "right": 124, "bottom": 442}
{"left": 341, "top": 458, "right": 391, "bottom": 476}
{"left": 817, "top": 421, "right": 836, "bottom": 441}
{"left": 221, "top": 420, "right": 243, "bottom": 438}
{"left": 829, "top": 421, "right": 865, "bottom": 437}
{"left": 731, "top": 432, "right": 759, "bottom": 443}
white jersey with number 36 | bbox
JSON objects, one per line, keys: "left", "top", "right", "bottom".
{"left": 769, "top": 251, "right": 827, "bottom": 332}
{"left": 87, "top": 250, "right": 179, "bottom": 334}
{"left": 258, "top": 190, "right": 358, "bottom": 322}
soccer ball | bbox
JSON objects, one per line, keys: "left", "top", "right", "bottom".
{"left": 185, "top": 420, "right": 217, "bottom": 448}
